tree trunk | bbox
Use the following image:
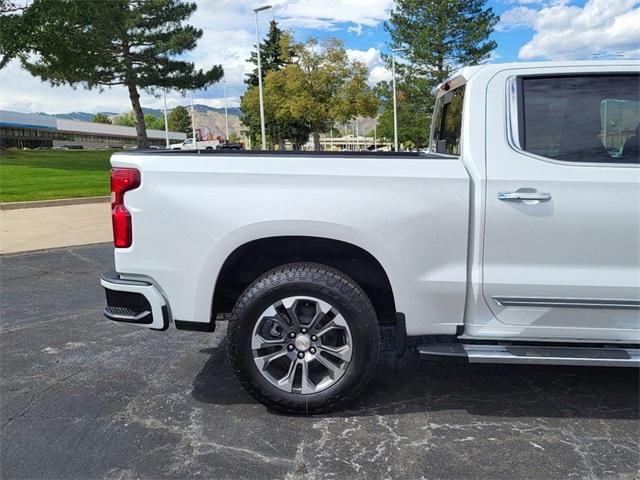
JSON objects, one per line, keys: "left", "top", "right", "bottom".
{"left": 312, "top": 129, "right": 321, "bottom": 151}
{"left": 278, "top": 138, "right": 286, "bottom": 151}
{"left": 127, "top": 82, "right": 149, "bottom": 149}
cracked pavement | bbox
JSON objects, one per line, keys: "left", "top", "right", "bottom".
{"left": 1, "top": 244, "right": 639, "bottom": 479}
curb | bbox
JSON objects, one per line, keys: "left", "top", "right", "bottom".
{"left": 0, "top": 196, "right": 110, "bottom": 211}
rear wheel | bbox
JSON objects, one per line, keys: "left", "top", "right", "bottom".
{"left": 227, "top": 262, "right": 379, "bottom": 413}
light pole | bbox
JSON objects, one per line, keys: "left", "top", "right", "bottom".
{"left": 163, "top": 89, "right": 169, "bottom": 149}
{"left": 254, "top": 4, "right": 272, "bottom": 150}
{"left": 223, "top": 78, "right": 229, "bottom": 142}
{"left": 391, "top": 48, "right": 406, "bottom": 152}
{"left": 374, "top": 121, "right": 377, "bottom": 151}
{"left": 190, "top": 92, "right": 196, "bottom": 148}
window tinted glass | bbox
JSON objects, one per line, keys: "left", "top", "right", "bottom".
{"left": 431, "top": 85, "right": 465, "bottom": 155}
{"left": 521, "top": 74, "right": 639, "bottom": 164}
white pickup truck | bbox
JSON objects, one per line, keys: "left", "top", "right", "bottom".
{"left": 170, "top": 138, "right": 220, "bottom": 150}
{"left": 102, "top": 61, "right": 639, "bottom": 413}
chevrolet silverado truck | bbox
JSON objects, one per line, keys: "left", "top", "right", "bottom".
{"left": 102, "top": 61, "right": 640, "bottom": 413}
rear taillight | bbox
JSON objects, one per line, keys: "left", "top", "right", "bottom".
{"left": 111, "top": 168, "right": 140, "bottom": 248}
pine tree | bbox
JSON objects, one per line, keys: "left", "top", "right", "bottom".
{"left": 385, "top": 0, "right": 498, "bottom": 85}
{"left": 245, "top": 20, "right": 293, "bottom": 87}
{"left": 379, "top": 0, "right": 498, "bottom": 148}
{"left": 0, "top": 0, "right": 28, "bottom": 69}
{"left": 7, "top": 0, "right": 222, "bottom": 148}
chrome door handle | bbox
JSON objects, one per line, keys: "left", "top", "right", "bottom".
{"left": 497, "top": 190, "right": 551, "bottom": 202}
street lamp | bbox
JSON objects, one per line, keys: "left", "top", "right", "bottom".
{"left": 254, "top": 4, "right": 272, "bottom": 150}
{"left": 190, "top": 92, "right": 196, "bottom": 148}
{"left": 391, "top": 47, "right": 407, "bottom": 152}
{"left": 223, "top": 78, "right": 229, "bottom": 142}
{"left": 162, "top": 88, "right": 169, "bottom": 149}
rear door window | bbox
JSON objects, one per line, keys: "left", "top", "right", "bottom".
{"left": 520, "top": 74, "right": 639, "bottom": 164}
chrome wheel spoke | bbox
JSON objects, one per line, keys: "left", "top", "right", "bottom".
{"left": 315, "top": 313, "right": 348, "bottom": 338}
{"left": 251, "top": 335, "right": 287, "bottom": 350}
{"left": 281, "top": 297, "right": 302, "bottom": 328}
{"left": 277, "top": 357, "right": 298, "bottom": 391}
{"left": 307, "top": 299, "right": 333, "bottom": 330}
{"left": 317, "top": 344, "right": 352, "bottom": 362}
{"left": 313, "top": 352, "right": 344, "bottom": 380}
{"left": 299, "top": 359, "right": 315, "bottom": 394}
{"left": 262, "top": 303, "right": 292, "bottom": 330}
{"left": 253, "top": 348, "right": 288, "bottom": 371}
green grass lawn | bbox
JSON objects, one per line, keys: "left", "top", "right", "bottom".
{"left": 0, "top": 149, "right": 112, "bottom": 202}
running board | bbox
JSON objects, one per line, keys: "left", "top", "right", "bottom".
{"left": 416, "top": 344, "right": 640, "bottom": 367}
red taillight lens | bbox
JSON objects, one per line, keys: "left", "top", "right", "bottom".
{"left": 110, "top": 168, "right": 140, "bottom": 248}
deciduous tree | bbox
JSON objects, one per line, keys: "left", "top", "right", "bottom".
{"left": 241, "top": 20, "right": 300, "bottom": 148}
{"left": 243, "top": 37, "right": 378, "bottom": 150}
{"left": 168, "top": 106, "right": 192, "bottom": 135}
{"left": 91, "top": 113, "right": 112, "bottom": 124}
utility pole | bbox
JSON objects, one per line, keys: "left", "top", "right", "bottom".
{"left": 254, "top": 5, "right": 272, "bottom": 150}
{"left": 392, "top": 48, "right": 406, "bottom": 152}
{"left": 355, "top": 118, "right": 359, "bottom": 151}
{"left": 163, "top": 89, "right": 169, "bottom": 149}
{"left": 190, "top": 92, "right": 196, "bottom": 149}
{"left": 374, "top": 120, "right": 377, "bottom": 151}
{"left": 223, "top": 78, "right": 229, "bottom": 141}
{"left": 330, "top": 122, "right": 333, "bottom": 151}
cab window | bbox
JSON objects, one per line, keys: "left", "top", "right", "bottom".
{"left": 431, "top": 85, "right": 465, "bottom": 155}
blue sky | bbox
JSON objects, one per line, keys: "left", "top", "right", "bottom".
{"left": 0, "top": 0, "right": 638, "bottom": 114}
{"left": 287, "top": 0, "right": 530, "bottom": 60}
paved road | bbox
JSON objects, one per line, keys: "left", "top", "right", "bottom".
{"left": 1, "top": 244, "right": 638, "bottom": 479}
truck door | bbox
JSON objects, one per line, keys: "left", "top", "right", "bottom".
{"left": 483, "top": 69, "right": 640, "bottom": 342}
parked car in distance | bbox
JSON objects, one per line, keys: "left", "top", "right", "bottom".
{"left": 102, "top": 61, "right": 640, "bottom": 413}
{"left": 170, "top": 138, "right": 220, "bottom": 150}
{"left": 216, "top": 142, "right": 243, "bottom": 150}
{"left": 53, "top": 144, "right": 84, "bottom": 150}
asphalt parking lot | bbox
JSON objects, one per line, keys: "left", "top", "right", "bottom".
{"left": 1, "top": 243, "right": 639, "bottom": 479}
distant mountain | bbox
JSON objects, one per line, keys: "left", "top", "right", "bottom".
{"left": 140, "top": 104, "right": 242, "bottom": 117}
{"left": 42, "top": 104, "right": 242, "bottom": 122}
{"left": 193, "top": 104, "right": 242, "bottom": 117}
{"left": 40, "top": 111, "right": 119, "bottom": 122}
{"left": 36, "top": 105, "right": 246, "bottom": 141}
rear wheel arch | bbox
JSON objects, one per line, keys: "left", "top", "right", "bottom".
{"left": 211, "top": 236, "right": 397, "bottom": 324}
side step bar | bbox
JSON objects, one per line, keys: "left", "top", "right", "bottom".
{"left": 417, "top": 344, "right": 640, "bottom": 367}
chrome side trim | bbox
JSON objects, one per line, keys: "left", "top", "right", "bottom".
{"left": 417, "top": 343, "right": 640, "bottom": 367}
{"left": 464, "top": 344, "right": 640, "bottom": 367}
{"left": 493, "top": 296, "right": 640, "bottom": 309}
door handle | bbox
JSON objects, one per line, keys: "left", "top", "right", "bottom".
{"left": 497, "top": 190, "right": 551, "bottom": 202}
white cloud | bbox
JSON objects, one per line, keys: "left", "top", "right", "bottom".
{"left": 502, "top": 0, "right": 547, "bottom": 4}
{"left": 506, "top": 0, "right": 640, "bottom": 59}
{"left": 348, "top": 24, "right": 364, "bottom": 36}
{"left": 274, "top": 0, "right": 393, "bottom": 29}
{"left": 346, "top": 47, "right": 391, "bottom": 84}
{"left": 496, "top": 6, "right": 538, "bottom": 31}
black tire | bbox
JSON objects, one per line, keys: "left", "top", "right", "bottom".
{"left": 227, "top": 262, "right": 380, "bottom": 414}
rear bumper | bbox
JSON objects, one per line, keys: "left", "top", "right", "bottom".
{"left": 101, "top": 271, "right": 169, "bottom": 331}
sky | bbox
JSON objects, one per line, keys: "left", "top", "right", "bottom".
{"left": 0, "top": 0, "right": 638, "bottom": 115}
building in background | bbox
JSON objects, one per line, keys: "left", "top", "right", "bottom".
{"left": 0, "top": 110, "right": 186, "bottom": 149}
